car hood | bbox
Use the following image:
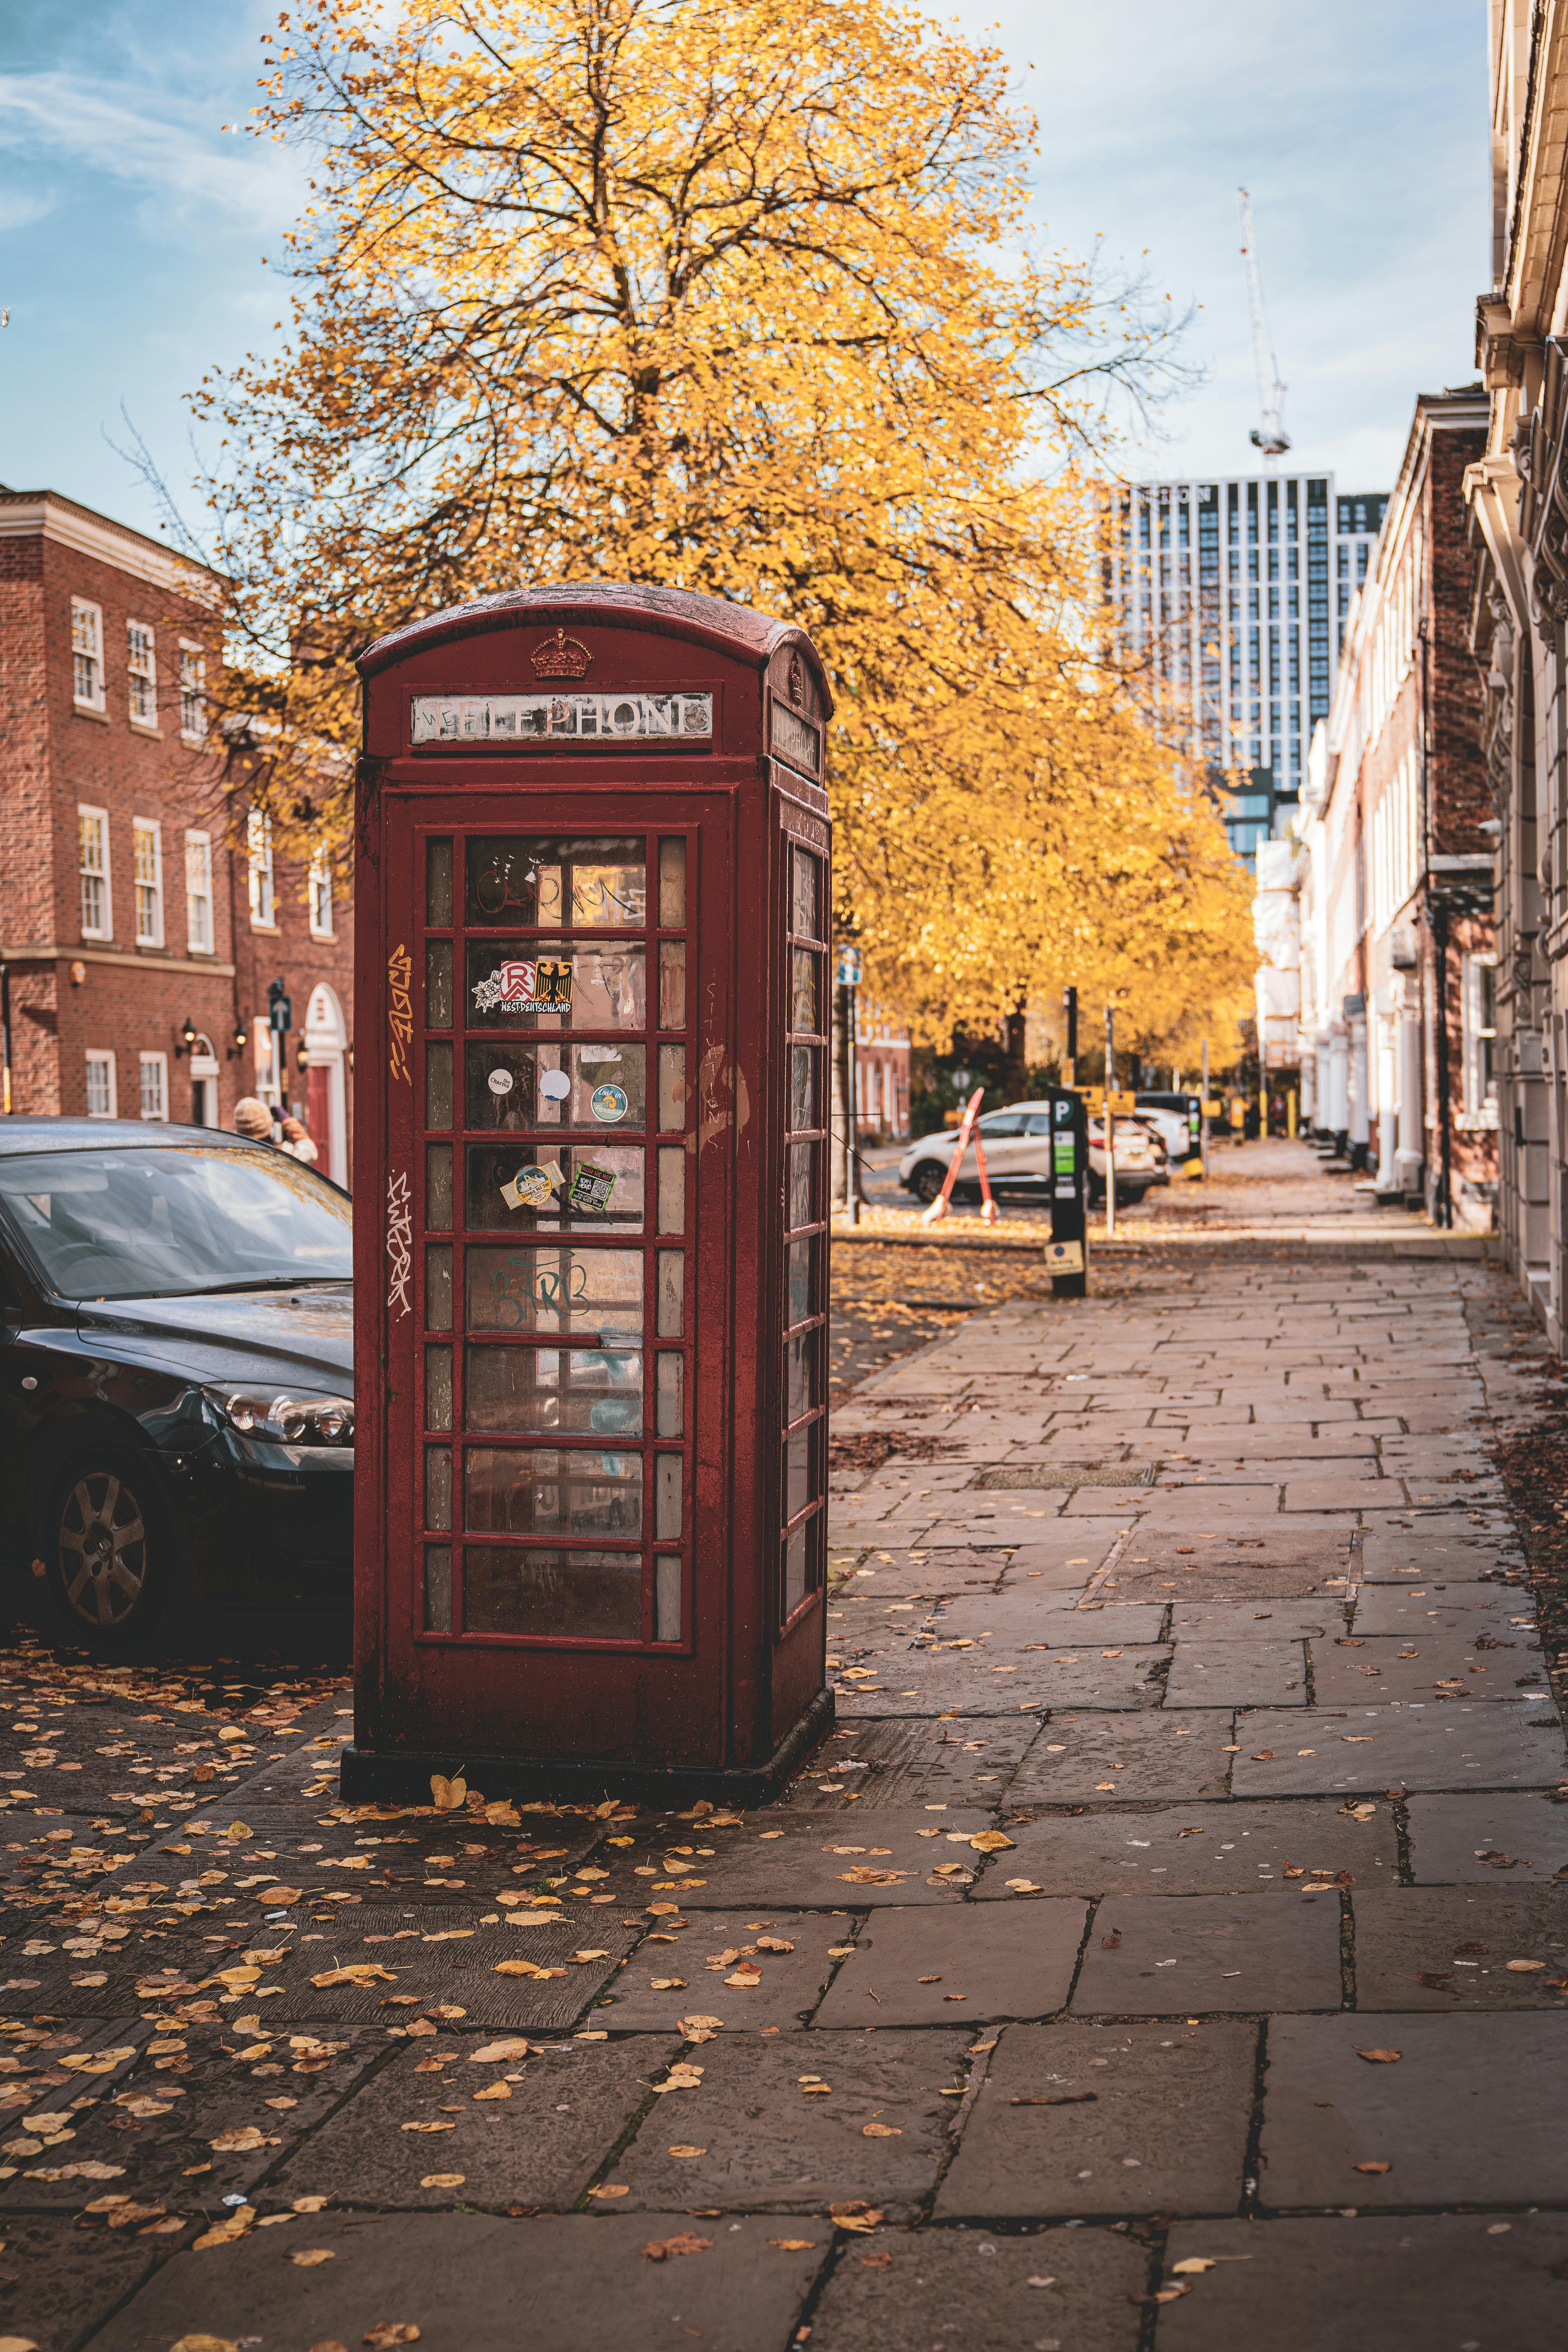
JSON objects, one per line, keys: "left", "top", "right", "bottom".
{"left": 75, "top": 1283, "right": 353, "bottom": 1395}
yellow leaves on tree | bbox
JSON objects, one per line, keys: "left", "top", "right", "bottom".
{"left": 199, "top": 0, "right": 1244, "bottom": 1043}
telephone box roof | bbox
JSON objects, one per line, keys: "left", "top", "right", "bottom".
{"left": 357, "top": 580, "right": 832, "bottom": 711}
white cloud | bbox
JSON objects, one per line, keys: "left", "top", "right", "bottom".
{"left": 0, "top": 187, "right": 54, "bottom": 234}
{"left": 0, "top": 70, "right": 301, "bottom": 224}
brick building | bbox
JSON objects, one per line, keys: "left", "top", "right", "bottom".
{"left": 1274, "top": 391, "right": 1497, "bottom": 1224}
{"left": 0, "top": 488, "right": 354, "bottom": 1185}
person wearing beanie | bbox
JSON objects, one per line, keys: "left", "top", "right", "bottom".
{"left": 232, "top": 1097, "right": 276, "bottom": 1142}
{"left": 280, "top": 1116, "right": 319, "bottom": 1165}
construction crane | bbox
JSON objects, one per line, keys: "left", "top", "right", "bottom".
{"left": 1237, "top": 188, "right": 1290, "bottom": 458}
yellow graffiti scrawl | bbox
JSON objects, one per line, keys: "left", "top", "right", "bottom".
{"left": 387, "top": 943, "right": 413, "bottom": 1083}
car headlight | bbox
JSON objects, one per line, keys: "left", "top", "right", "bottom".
{"left": 205, "top": 1388, "right": 355, "bottom": 1446}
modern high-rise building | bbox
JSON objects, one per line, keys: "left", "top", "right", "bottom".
{"left": 1106, "top": 474, "right": 1388, "bottom": 851}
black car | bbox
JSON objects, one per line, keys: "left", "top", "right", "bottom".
{"left": 0, "top": 1119, "right": 354, "bottom": 1650}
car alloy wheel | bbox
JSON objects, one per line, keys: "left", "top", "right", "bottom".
{"left": 53, "top": 1456, "right": 160, "bottom": 1638}
{"left": 911, "top": 1162, "right": 948, "bottom": 1204}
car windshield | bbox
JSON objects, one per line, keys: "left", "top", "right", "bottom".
{"left": 0, "top": 1145, "right": 353, "bottom": 1301}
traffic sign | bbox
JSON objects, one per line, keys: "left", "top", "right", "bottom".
{"left": 835, "top": 945, "right": 863, "bottom": 987}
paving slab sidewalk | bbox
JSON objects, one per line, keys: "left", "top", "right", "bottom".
{"left": 3, "top": 1152, "right": 1566, "bottom": 2351}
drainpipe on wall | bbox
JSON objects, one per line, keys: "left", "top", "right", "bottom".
{"left": 0, "top": 963, "right": 11, "bottom": 1114}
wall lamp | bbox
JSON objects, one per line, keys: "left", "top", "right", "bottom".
{"left": 173, "top": 1016, "right": 199, "bottom": 1060}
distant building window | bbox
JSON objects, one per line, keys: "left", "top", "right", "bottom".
{"left": 309, "top": 847, "right": 334, "bottom": 938}
{"left": 133, "top": 818, "right": 163, "bottom": 946}
{"left": 72, "top": 599, "right": 104, "bottom": 709}
{"left": 85, "top": 1051, "right": 116, "bottom": 1120}
{"left": 1463, "top": 956, "right": 1498, "bottom": 1118}
{"left": 128, "top": 622, "right": 157, "bottom": 725}
{"left": 179, "top": 641, "right": 207, "bottom": 743}
{"left": 78, "top": 806, "right": 111, "bottom": 939}
{"left": 139, "top": 1050, "right": 168, "bottom": 1122}
{"left": 248, "top": 808, "right": 276, "bottom": 928}
{"left": 185, "top": 831, "right": 214, "bottom": 954}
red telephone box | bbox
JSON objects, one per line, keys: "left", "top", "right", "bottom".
{"left": 343, "top": 585, "right": 835, "bottom": 1805}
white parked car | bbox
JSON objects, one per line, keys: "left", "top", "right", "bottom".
{"left": 898, "top": 1103, "right": 1164, "bottom": 1208}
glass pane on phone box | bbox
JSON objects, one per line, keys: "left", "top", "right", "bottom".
{"left": 658, "top": 837, "right": 686, "bottom": 927}
{"left": 785, "top": 1327, "right": 821, "bottom": 1421}
{"left": 426, "top": 1445, "right": 452, "bottom": 1531}
{"left": 784, "top": 1428, "right": 815, "bottom": 1522}
{"left": 658, "top": 940, "right": 687, "bottom": 1029}
{"left": 425, "top": 1244, "right": 453, "bottom": 1330}
{"left": 467, "top": 836, "right": 646, "bottom": 929}
{"left": 425, "top": 938, "right": 453, "bottom": 1028}
{"left": 467, "top": 1040, "right": 644, "bottom": 1130}
{"left": 426, "top": 838, "right": 454, "bottom": 927}
{"left": 466, "top": 1343, "right": 643, "bottom": 1436}
{"left": 786, "top": 1235, "right": 818, "bottom": 1326}
{"left": 424, "top": 1545, "right": 453, "bottom": 1632}
{"left": 656, "top": 1145, "right": 685, "bottom": 1234}
{"left": 463, "top": 1547, "right": 642, "bottom": 1640}
{"left": 466, "top": 1144, "right": 644, "bottom": 1232}
{"left": 783, "top": 1524, "right": 809, "bottom": 1617}
{"left": 425, "top": 1040, "right": 453, "bottom": 1130}
{"left": 791, "top": 947, "right": 820, "bottom": 1035}
{"left": 426, "top": 1346, "right": 453, "bottom": 1430}
{"left": 789, "top": 1046, "right": 819, "bottom": 1131}
{"left": 657, "top": 1045, "right": 686, "bottom": 1131}
{"left": 426, "top": 1142, "right": 453, "bottom": 1230}
{"left": 655, "top": 1353, "right": 683, "bottom": 1437}
{"left": 465, "top": 940, "right": 646, "bottom": 1030}
{"left": 465, "top": 1448, "right": 642, "bottom": 1537}
{"left": 788, "top": 1140, "right": 817, "bottom": 1229}
{"left": 654, "top": 1554, "right": 681, "bottom": 1641}
{"left": 792, "top": 846, "right": 819, "bottom": 941}
{"left": 466, "top": 1245, "right": 644, "bottom": 1334}
{"left": 655, "top": 1455, "right": 682, "bottom": 1541}
{"left": 656, "top": 1250, "right": 683, "bottom": 1337}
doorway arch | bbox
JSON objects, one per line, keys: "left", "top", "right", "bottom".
{"left": 304, "top": 983, "right": 349, "bottom": 1187}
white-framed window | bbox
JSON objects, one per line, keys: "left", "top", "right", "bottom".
{"left": 85, "top": 1050, "right": 116, "bottom": 1119}
{"left": 309, "top": 846, "right": 334, "bottom": 938}
{"left": 138, "top": 1050, "right": 168, "bottom": 1122}
{"left": 179, "top": 640, "right": 207, "bottom": 743}
{"left": 132, "top": 817, "right": 163, "bottom": 946}
{"left": 78, "top": 805, "right": 111, "bottom": 939}
{"left": 72, "top": 599, "right": 104, "bottom": 709}
{"left": 248, "top": 807, "right": 276, "bottom": 928}
{"left": 127, "top": 621, "right": 157, "bottom": 725}
{"left": 1463, "top": 955, "right": 1499, "bottom": 1119}
{"left": 185, "top": 830, "right": 214, "bottom": 954}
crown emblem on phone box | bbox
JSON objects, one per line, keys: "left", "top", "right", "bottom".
{"left": 531, "top": 628, "right": 592, "bottom": 679}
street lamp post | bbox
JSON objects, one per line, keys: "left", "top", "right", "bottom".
{"left": 836, "top": 942, "right": 863, "bottom": 1227}
{"left": 1104, "top": 1004, "right": 1116, "bottom": 1241}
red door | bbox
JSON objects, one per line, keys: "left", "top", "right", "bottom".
{"left": 306, "top": 1061, "right": 333, "bottom": 1170}
{"left": 372, "top": 790, "right": 733, "bottom": 1766}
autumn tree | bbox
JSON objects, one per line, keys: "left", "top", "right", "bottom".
{"left": 196, "top": 0, "right": 1248, "bottom": 1048}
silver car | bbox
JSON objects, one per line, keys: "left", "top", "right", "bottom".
{"left": 898, "top": 1102, "right": 1163, "bottom": 1208}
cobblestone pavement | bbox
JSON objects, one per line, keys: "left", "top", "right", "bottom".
{"left": 2, "top": 1171, "right": 1567, "bottom": 2349}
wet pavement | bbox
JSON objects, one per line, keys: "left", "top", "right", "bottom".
{"left": 1, "top": 1145, "right": 1565, "bottom": 2349}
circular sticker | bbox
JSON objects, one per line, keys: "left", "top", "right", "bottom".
{"left": 539, "top": 1068, "right": 572, "bottom": 1102}
{"left": 514, "top": 1166, "right": 554, "bottom": 1206}
{"left": 488, "top": 1069, "right": 514, "bottom": 1096}
{"left": 590, "top": 1084, "right": 629, "bottom": 1124}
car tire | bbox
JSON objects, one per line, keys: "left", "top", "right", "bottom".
{"left": 44, "top": 1447, "right": 174, "bottom": 1649}
{"left": 910, "top": 1162, "right": 948, "bottom": 1204}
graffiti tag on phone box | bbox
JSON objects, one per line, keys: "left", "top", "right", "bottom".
{"left": 386, "top": 1167, "right": 413, "bottom": 1320}
{"left": 387, "top": 943, "right": 414, "bottom": 1083}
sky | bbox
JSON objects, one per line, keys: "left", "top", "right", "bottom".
{"left": 0, "top": 0, "right": 1490, "bottom": 547}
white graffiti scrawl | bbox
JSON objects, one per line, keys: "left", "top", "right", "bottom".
{"left": 386, "top": 1167, "right": 413, "bottom": 1320}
